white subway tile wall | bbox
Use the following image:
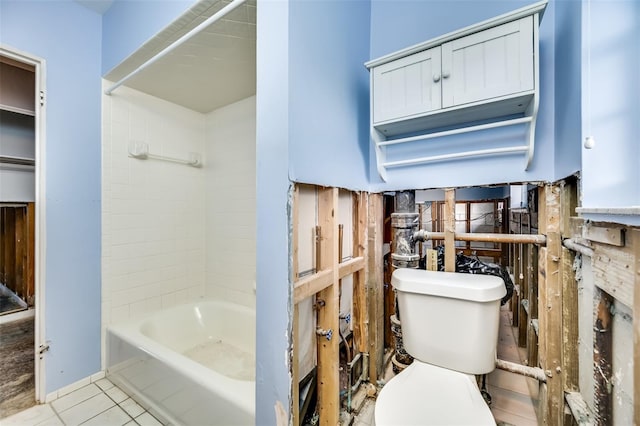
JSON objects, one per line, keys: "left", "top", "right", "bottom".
{"left": 204, "top": 96, "right": 256, "bottom": 309}
{"left": 102, "top": 83, "right": 207, "bottom": 337}
{"left": 102, "top": 82, "right": 256, "bottom": 365}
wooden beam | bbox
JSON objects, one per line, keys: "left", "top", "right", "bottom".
{"left": 565, "top": 392, "right": 596, "bottom": 426}
{"left": 293, "top": 270, "right": 333, "bottom": 305}
{"left": 367, "top": 193, "right": 384, "bottom": 382}
{"left": 539, "top": 183, "right": 563, "bottom": 425}
{"left": 593, "top": 287, "right": 613, "bottom": 425}
{"left": 316, "top": 187, "right": 339, "bottom": 426}
{"left": 444, "top": 189, "right": 455, "bottom": 272}
{"left": 353, "top": 193, "right": 368, "bottom": 355}
{"left": 26, "top": 202, "right": 35, "bottom": 304}
{"left": 582, "top": 222, "right": 624, "bottom": 247}
{"left": 518, "top": 243, "right": 529, "bottom": 347}
{"left": 562, "top": 247, "right": 579, "bottom": 392}
{"left": 527, "top": 243, "right": 538, "bottom": 367}
{"left": 338, "top": 257, "right": 365, "bottom": 279}
{"left": 292, "top": 185, "right": 300, "bottom": 426}
{"left": 632, "top": 229, "right": 640, "bottom": 426}
{"left": 591, "top": 240, "right": 634, "bottom": 308}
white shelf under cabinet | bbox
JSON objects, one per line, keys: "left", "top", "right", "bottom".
{"left": 366, "top": 0, "right": 547, "bottom": 181}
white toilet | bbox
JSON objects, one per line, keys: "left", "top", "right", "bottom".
{"left": 375, "top": 268, "right": 506, "bottom": 425}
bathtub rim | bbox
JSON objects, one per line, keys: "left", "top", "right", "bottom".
{"left": 106, "top": 299, "right": 256, "bottom": 417}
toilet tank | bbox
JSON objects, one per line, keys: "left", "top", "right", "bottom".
{"left": 392, "top": 269, "right": 506, "bottom": 375}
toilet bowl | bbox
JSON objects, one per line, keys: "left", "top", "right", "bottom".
{"left": 374, "top": 362, "right": 495, "bottom": 425}
{"left": 374, "top": 269, "right": 506, "bottom": 425}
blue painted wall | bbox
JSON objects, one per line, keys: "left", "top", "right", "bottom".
{"left": 580, "top": 0, "right": 640, "bottom": 214}
{"left": 102, "top": 0, "right": 195, "bottom": 74}
{"left": 288, "top": 0, "right": 371, "bottom": 190}
{"left": 255, "top": 1, "right": 291, "bottom": 423}
{"left": 0, "top": 1, "right": 102, "bottom": 393}
{"left": 367, "top": 0, "right": 557, "bottom": 192}
{"left": 553, "top": 0, "right": 581, "bottom": 181}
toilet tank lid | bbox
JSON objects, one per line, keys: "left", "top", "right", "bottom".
{"left": 391, "top": 269, "right": 506, "bottom": 302}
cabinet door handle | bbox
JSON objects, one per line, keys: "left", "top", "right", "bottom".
{"left": 442, "top": 71, "right": 451, "bottom": 79}
{"left": 433, "top": 74, "right": 441, "bottom": 82}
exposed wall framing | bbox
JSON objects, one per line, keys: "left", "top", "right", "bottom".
{"left": 0, "top": 202, "right": 35, "bottom": 306}
{"left": 291, "top": 184, "right": 379, "bottom": 425}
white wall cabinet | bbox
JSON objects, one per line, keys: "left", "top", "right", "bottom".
{"left": 373, "top": 46, "right": 442, "bottom": 124}
{"left": 441, "top": 16, "right": 533, "bottom": 109}
{"left": 366, "top": 1, "right": 546, "bottom": 180}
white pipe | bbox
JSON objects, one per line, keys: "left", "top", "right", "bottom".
{"left": 378, "top": 117, "right": 532, "bottom": 147}
{"left": 563, "top": 238, "right": 594, "bottom": 258}
{"left": 383, "top": 145, "right": 528, "bottom": 168}
{"left": 104, "top": 0, "right": 248, "bottom": 95}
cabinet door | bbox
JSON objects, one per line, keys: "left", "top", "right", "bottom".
{"left": 441, "top": 16, "right": 534, "bottom": 108}
{"left": 373, "top": 46, "right": 442, "bottom": 124}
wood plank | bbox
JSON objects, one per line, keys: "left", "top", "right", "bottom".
{"left": 527, "top": 244, "right": 539, "bottom": 366}
{"left": 591, "top": 241, "right": 634, "bottom": 308}
{"left": 560, "top": 179, "right": 577, "bottom": 238}
{"left": 565, "top": 392, "right": 595, "bottom": 426}
{"left": 561, "top": 247, "right": 578, "bottom": 392}
{"left": 292, "top": 185, "right": 300, "bottom": 426}
{"left": 593, "top": 287, "right": 613, "bottom": 425}
{"left": 26, "top": 202, "right": 35, "bottom": 304}
{"left": 540, "top": 184, "right": 563, "bottom": 426}
{"left": 632, "top": 229, "right": 640, "bottom": 426}
{"left": 517, "top": 244, "right": 529, "bottom": 347}
{"left": 583, "top": 222, "right": 625, "bottom": 247}
{"left": 367, "top": 193, "right": 384, "bottom": 383}
{"left": 316, "top": 187, "right": 339, "bottom": 426}
{"left": 353, "top": 193, "right": 368, "bottom": 354}
{"left": 444, "top": 189, "right": 455, "bottom": 272}
{"left": 338, "top": 257, "right": 364, "bottom": 279}
{"left": 3, "top": 209, "right": 16, "bottom": 293}
{"left": 293, "top": 270, "right": 333, "bottom": 304}
{"left": 15, "top": 207, "right": 26, "bottom": 300}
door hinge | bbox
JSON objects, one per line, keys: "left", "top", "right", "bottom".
{"left": 39, "top": 90, "right": 45, "bottom": 107}
{"left": 39, "top": 342, "right": 50, "bottom": 358}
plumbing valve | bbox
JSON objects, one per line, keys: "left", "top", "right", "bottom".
{"left": 316, "top": 328, "right": 333, "bottom": 341}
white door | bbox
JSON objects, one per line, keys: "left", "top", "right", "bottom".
{"left": 373, "top": 46, "right": 442, "bottom": 124}
{"left": 441, "top": 16, "right": 534, "bottom": 108}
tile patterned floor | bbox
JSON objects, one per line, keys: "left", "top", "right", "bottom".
{"left": 1, "top": 379, "right": 164, "bottom": 426}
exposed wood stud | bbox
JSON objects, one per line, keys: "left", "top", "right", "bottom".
{"left": 444, "top": 189, "right": 455, "bottom": 272}
{"left": 632, "top": 229, "right": 640, "bottom": 426}
{"left": 292, "top": 185, "right": 300, "bottom": 426}
{"left": 561, "top": 247, "right": 579, "bottom": 392}
{"left": 593, "top": 287, "right": 613, "bottom": 426}
{"left": 367, "top": 193, "right": 384, "bottom": 382}
{"left": 517, "top": 243, "right": 529, "bottom": 347}
{"left": 353, "top": 193, "right": 368, "bottom": 354}
{"left": 316, "top": 187, "right": 339, "bottom": 426}
{"left": 527, "top": 243, "right": 539, "bottom": 367}
{"left": 539, "top": 184, "right": 563, "bottom": 425}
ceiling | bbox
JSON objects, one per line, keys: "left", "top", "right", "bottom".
{"left": 104, "top": 0, "right": 256, "bottom": 113}
{"left": 75, "top": 0, "right": 114, "bottom": 15}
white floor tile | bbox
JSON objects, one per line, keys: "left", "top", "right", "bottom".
{"left": 81, "top": 405, "right": 132, "bottom": 426}
{"left": 123, "top": 421, "right": 138, "bottom": 426}
{"left": 119, "top": 398, "right": 145, "bottom": 419}
{"left": 2, "top": 404, "right": 57, "bottom": 426}
{"left": 51, "top": 384, "right": 102, "bottom": 413}
{"left": 36, "top": 415, "right": 65, "bottom": 426}
{"left": 95, "top": 378, "right": 116, "bottom": 392}
{"left": 57, "top": 377, "right": 91, "bottom": 398}
{"left": 135, "top": 412, "right": 163, "bottom": 426}
{"left": 58, "top": 393, "right": 115, "bottom": 425}
{"left": 106, "top": 386, "right": 129, "bottom": 404}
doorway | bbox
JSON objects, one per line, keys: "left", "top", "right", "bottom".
{"left": 0, "top": 46, "right": 46, "bottom": 416}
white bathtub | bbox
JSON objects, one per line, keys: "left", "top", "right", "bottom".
{"left": 106, "top": 300, "right": 255, "bottom": 425}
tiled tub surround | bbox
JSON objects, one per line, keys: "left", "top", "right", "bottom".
{"left": 106, "top": 300, "right": 255, "bottom": 425}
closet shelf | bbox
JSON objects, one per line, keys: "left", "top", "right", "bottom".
{"left": 0, "top": 155, "right": 35, "bottom": 167}
{"left": 0, "top": 103, "right": 35, "bottom": 116}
